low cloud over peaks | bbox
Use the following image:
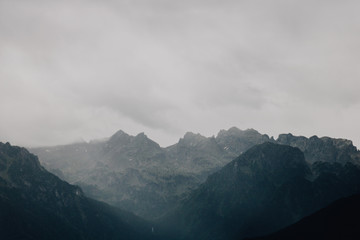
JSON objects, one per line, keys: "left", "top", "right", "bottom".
{"left": 1, "top": 0, "right": 360, "bottom": 147}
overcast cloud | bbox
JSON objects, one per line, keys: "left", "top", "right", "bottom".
{"left": 1, "top": 0, "right": 360, "bottom": 147}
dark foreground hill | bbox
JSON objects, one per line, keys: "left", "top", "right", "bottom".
{"left": 0, "top": 142, "right": 160, "bottom": 240}
{"left": 249, "top": 194, "right": 360, "bottom": 240}
{"left": 159, "top": 142, "right": 360, "bottom": 240}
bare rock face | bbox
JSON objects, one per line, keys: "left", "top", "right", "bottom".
{"left": 216, "top": 127, "right": 273, "bottom": 158}
{"left": 277, "top": 134, "right": 360, "bottom": 164}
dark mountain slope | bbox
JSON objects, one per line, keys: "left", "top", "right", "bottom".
{"left": 160, "top": 142, "right": 360, "bottom": 240}
{"left": 0, "top": 142, "right": 159, "bottom": 240}
{"left": 249, "top": 194, "right": 360, "bottom": 240}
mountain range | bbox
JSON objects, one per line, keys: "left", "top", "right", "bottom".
{"left": 159, "top": 142, "right": 360, "bottom": 240}
{"left": 3, "top": 126, "right": 360, "bottom": 239}
{"left": 30, "top": 127, "right": 272, "bottom": 219}
{"left": 30, "top": 127, "right": 360, "bottom": 221}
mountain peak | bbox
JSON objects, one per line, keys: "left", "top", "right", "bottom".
{"left": 133, "top": 132, "right": 161, "bottom": 148}
{"left": 0, "top": 142, "right": 44, "bottom": 181}
{"left": 180, "top": 132, "right": 208, "bottom": 144}
{"left": 135, "top": 132, "right": 147, "bottom": 139}
{"left": 215, "top": 127, "right": 272, "bottom": 157}
{"left": 227, "top": 126, "right": 242, "bottom": 133}
{"left": 108, "top": 129, "right": 132, "bottom": 145}
{"left": 276, "top": 134, "right": 360, "bottom": 164}
{"left": 111, "top": 129, "right": 129, "bottom": 138}
{"left": 0, "top": 141, "right": 81, "bottom": 194}
{"left": 217, "top": 127, "right": 263, "bottom": 138}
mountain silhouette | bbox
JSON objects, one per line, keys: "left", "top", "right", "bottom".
{"left": 0, "top": 142, "right": 158, "bottom": 240}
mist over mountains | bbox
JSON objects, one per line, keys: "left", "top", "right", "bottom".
{"left": 30, "top": 127, "right": 272, "bottom": 219}
{"left": 2, "top": 127, "right": 360, "bottom": 240}
{"left": 2, "top": 1, "right": 360, "bottom": 239}
{"left": 30, "top": 127, "right": 360, "bottom": 221}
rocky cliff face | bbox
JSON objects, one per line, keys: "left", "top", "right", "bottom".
{"left": 0, "top": 142, "right": 158, "bottom": 240}
{"left": 216, "top": 127, "right": 274, "bottom": 158}
{"left": 277, "top": 133, "right": 360, "bottom": 164}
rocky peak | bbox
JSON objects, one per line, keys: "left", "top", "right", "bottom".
{"left": 277, "top": 133, "right": 308, "bottom": 150}
{"left": 277, "top": 133, "right": 294, "bottom": 142}
{"left": 216, "top": 126, "right": 242, "bottom": 136}
{"left": 108, "top": 129, "right": 131, "bottom": 142}
{"left": 0, "top": 141, "right": 84, "bottom": 200}
{"left": 179, "top": 132, "right": 208, "bottom": 146}
{"left": 215, "top": 127, "right": 272, "bottom": 157}
{"left": 133, "top": 132, "right": 161, "bottom": 149}
{"left": 322, "top": 137, "right": 356, "bottom": 150}
{"left": 0, "top": 142, "right": 44, "bottom": 183}
{"left": 276, "top": 134, "right": 360, "bottom": 164}
{"left": 135, "top": 132, "right": 146, "bottom": 138}
{"left": 217, "top": 127, "right": 265, "bottom": 138}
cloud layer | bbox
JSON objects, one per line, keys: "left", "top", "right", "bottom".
{"left": 1, "top": 0, "right": 360, "bottom": 147}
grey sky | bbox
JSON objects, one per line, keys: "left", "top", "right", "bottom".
{"left": 1, "top": 0, "right": 360, "bottom": 148}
